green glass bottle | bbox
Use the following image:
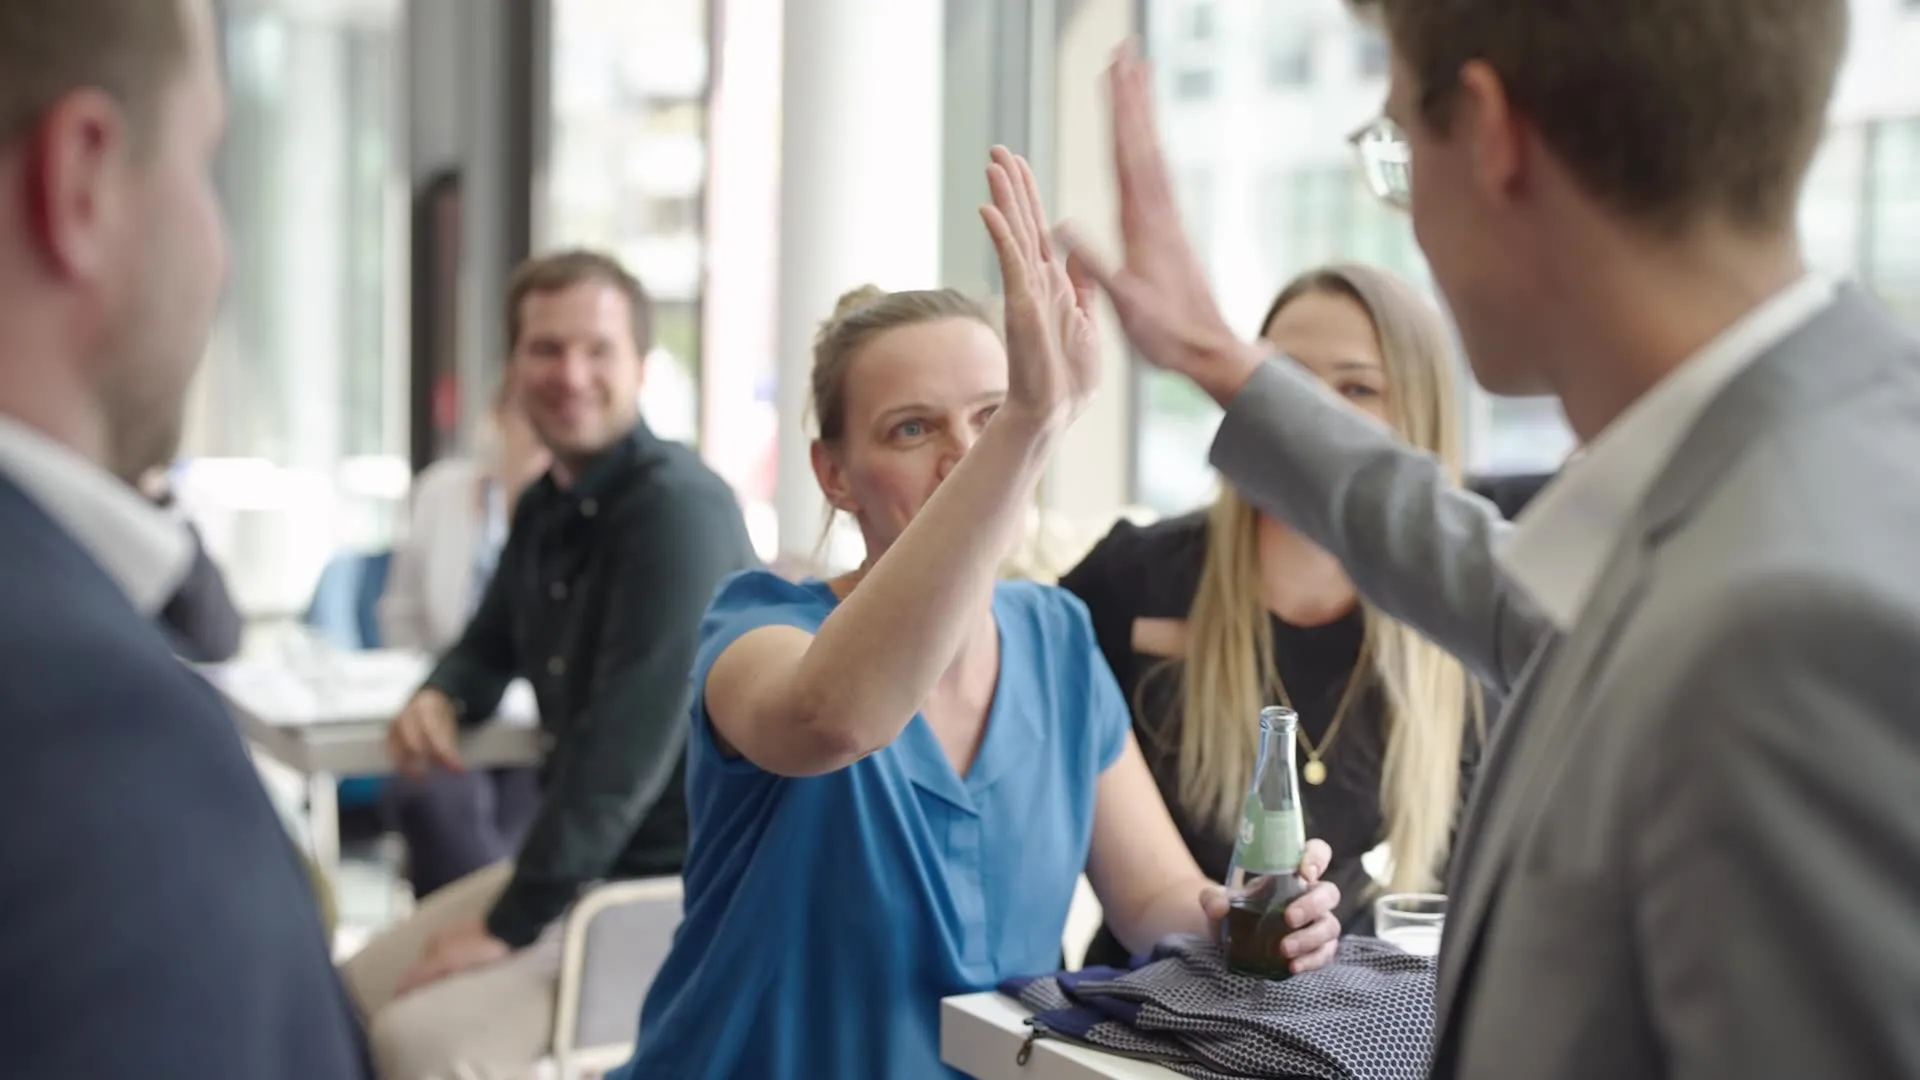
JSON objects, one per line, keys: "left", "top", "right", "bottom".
{"left": 1220, "top": 706, "right": 1310, "bottom": 979}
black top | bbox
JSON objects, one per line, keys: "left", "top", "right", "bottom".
{"left": 1061, "top": 512, "right": 1476, "bottom": 965}
{"left": 0, "top": 476, "right": 371, "bottom": 1077}
{"left": 425, "top": 420, "right": 758, "bottom": 947}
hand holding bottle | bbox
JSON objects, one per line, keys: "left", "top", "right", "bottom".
{"left": 1202, "top": 838, "right": 1342, "bottom": 975}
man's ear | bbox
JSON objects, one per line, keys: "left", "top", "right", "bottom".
{"left": 810, "top": 440, "right": 859, "bottom": 515}
{"left": 1456, "top": 59, "right": 1526, "bottom": 212}
{"left": 27, "top": 88, "right": 132, "bottom": 282}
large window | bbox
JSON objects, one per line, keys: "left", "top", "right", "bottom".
{"left": 543, "top": 0, "right": 712, "bottom": 446}
{"left": 1867, "top": 118, "right": 1920, "bottom": 322}
{"left": 188, "top": 0, "right": 406, "bottom": 612}
{"left": 1134, "top": 0, "right": 1920, "bottom": 514}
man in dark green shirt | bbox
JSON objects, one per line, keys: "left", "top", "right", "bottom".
{"left": 342, "top": 251, "right": 756, "bottom": 1080}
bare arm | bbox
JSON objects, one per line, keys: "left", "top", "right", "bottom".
{"left": 1086, "top": 734, "right": 1341, "bottom": 969}
{"left": 708, "top": 148, "right": 1097, "bottom": 777}
{"left": 709, "top": 413, "right": 1061, "bottom": 776}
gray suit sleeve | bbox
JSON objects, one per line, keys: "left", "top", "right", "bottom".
{"left": 1631, "top": 575, "right": 1920, "bottom": 1079}
{"left": 1208, "top": 357, "right": 1549, "bottom": 693}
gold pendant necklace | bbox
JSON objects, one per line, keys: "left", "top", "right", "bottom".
{"left": 1274, "top": 639, "right": 1371, "bottom": 786}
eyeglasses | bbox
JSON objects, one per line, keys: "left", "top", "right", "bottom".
{"left": 1348, "top": 116, "right": 1412, "bottom": 210}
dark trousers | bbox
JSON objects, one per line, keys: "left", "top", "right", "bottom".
{"left": 386, "top": 767, "right": 541, "bottom": 899}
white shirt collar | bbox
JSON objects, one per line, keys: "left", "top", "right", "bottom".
{"left": 0, "top": 417, "right": 194, "bottom": 614}
{"left": 1497, "top": 273, "right": 1839, "bottom": 630}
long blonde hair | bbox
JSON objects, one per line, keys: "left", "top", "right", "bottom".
{"left": 1173, "top": 264, "right": 1482, "bottom": 895}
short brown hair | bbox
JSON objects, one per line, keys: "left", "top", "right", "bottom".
{"left": 505, "top": 249, "right": 653, "bottom": 354}
{"left": 1352, "top": 0, "right": 1847, "bottom": 232}
{"left": 0, "top": 0, "right": 191, "bottom": 152}
{"left": 810, "top": 284, "right": 991, "bottom": 443}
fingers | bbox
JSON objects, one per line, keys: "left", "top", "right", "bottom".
{"left": 1198, "top": 884, "right": 1231, "bottom": 923}
{"left": 1056, "top": 228, "right": 1118, "bottom": 296}
{"left": 1012, "top": 153, "right": 1054, "bottom": 263}
{"left": 987, "top": 150, "right": 1039, "bottom": 265}
{"left": 1288, "top": 933, "right": 1341, "bottom": 975}
{"left": 426, "top": 714, "right": 464, "bottom": 772}
{"left": 393, "top": 713, "right": 431, "bottom": 777}
{"left": 1063, "top": 239, "right": 1100, "bottom": 316}
{"left": 1285, "top": 878, "right": 1341, "bottom": 930}
{"left": 1297, "top": 838, "right": 1333, "bottom": 883}
{"left": 979, "top": 203, "right": 1031, "bottom": 298}
{"left": 1105, "top": 45, "right": 1177, "bottom": 231}
{"left": 1281, "top": 880, "right": 1342, "bottom": 973}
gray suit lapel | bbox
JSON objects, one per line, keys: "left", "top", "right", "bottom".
{"left": 1433, "top": 542, "right": 1649, "bottom": 1035}
{"left": 1432, "top": 634, "right": 1557, "bottom": 1027}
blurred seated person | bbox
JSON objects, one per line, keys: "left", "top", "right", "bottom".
{"left": 139, "top": 465, "right": 242, "bottom": 663}
{"left": 377, "top": 377, "right": 550, "bottom": 899}
{"left": 1062, "top": 265, "right": 1483, "bottom": 963}
{"left": 342, "top": 251, "right": 756, "bottom": 1080}
{"left": 610, "top": 151, "right": 1342, "bottom": 1080}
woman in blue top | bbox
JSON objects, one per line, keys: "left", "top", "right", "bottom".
{"left": 611, "top": 148, "right": 1343, "bottom": 1080}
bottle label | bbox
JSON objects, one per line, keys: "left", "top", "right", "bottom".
{"left": 1237, "top": 804, "right": 1304, "bottom": 874}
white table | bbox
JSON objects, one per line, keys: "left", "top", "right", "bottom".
{"left": 201, "top": 649, "right": 541, "bottom": 880}
{"left": 942, "top": 992, "right": 1181, "bottom": 1079}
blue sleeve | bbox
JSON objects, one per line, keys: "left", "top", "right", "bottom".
{"left": 1087, "top": 632, "right": 1132, "bottom": 772}
{"left": 685, "top": 570, "right": 831, "bottom": 773}
{"left": 1042, "top": 584, "right": 1131, "bottom": 774}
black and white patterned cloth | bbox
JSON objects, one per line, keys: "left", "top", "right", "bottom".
{"left": 1000, "top": 935, "right": 1436, "bottom": 1080}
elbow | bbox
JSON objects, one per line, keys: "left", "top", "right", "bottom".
{"left": 759, "top": 676, "right": 879, "bottom": 777}
{"left": 783, "top": 696, "right": 878, "bottom": 776}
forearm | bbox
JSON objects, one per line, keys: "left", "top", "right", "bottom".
{"left": 1111, "top": 872, "right": 1215, "bottom": 956}
{"left": 789, "top": 411, "right": 1060, "bottom": 756}
{"left": 422, "top": 643, "right": 513, "bottom": 723}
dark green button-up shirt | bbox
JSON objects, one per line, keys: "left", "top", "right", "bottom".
{"left": 423, "top": 420, "right": 757, "bottom": 947}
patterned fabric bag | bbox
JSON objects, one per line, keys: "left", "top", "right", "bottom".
{"left": 999, "top": 935, "right": 1435, "bottom": 1080}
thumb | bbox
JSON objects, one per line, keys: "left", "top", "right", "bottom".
{"left": 1199, "top": 884, "right": 1231, "bottom": 922}
{"left": 1057, "top": 226, "right": 1159, "bottom": 333}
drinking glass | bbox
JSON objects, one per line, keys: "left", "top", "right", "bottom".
{"left": 1375, "top": 893, "right": 1446, "bottom": 957}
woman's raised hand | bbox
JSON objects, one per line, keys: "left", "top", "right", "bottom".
{"left": 979, "top": 146, "right": 1101, "bottom": 430}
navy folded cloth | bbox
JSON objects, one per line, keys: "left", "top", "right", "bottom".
{"left": 999, "top": 935, "right": 1436, "bottom": 1080}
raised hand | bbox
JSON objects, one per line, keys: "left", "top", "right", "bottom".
{"left": 979, "top": 146, "right": 1101, "bottom": 428}
{"left": 1060, "top": 44, "right": 1267, "bottom": 405}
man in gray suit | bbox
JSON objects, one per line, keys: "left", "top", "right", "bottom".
{"left": 1068, "top": 3, "right": 1920, "bottom": 1077}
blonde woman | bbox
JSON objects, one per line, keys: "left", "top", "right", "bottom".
{"left": 1061, "top": 263, "right": 1482, "bottom": 965}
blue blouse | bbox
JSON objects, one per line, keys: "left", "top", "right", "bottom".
{"left": 608, "top": 571, "right": 1131, "bottom": 1079}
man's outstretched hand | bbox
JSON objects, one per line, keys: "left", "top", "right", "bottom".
{"left": 1059, "top": 42, "right": 1268, "bottom": 406}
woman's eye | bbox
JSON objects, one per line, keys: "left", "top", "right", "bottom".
{"left": 1342, "top": 384, "right": 1381, "bottom": 400}
{"left": 895, "top": 419, "right": 927, "bottom": 438}
{"left": 974, "top": 405, "right": 999, "bottom": 427}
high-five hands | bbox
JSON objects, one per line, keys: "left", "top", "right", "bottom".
{"left": 1058, "top": 43, "right": 1269, "bottom": 407}
{"left": 979, "top": 146, "right": 1102, "bottom": 430}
